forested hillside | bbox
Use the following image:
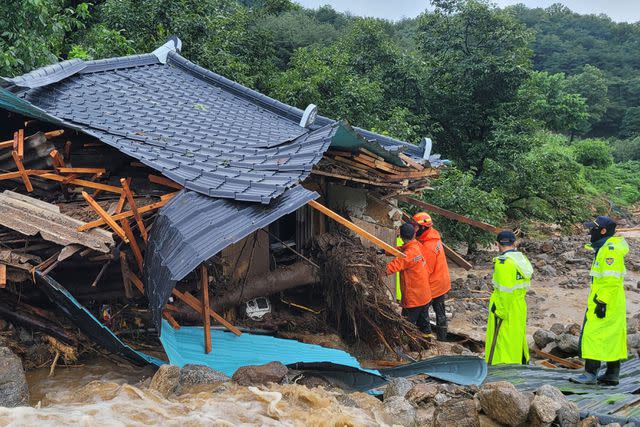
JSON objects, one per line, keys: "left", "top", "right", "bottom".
{"left": 1, "top": 0, "right": 638, "bottom": 245}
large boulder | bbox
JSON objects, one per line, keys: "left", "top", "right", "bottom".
{"left": 382, "top": 396, "right": 417, "bottom": 427}
{"left": 529, "top": 395, "right": 561, "bottom": 427}
{"left": 384, "top": 377, "right": 413, "bottom": 400}
{"left": 533, "top": 329, "right": 557, "bottom": 349}
{"left": 477, "top": 382, "right": 530, "bottom": 426}
{"left": 557, "top": 333, "right": 580, "bottom": 355}
{"left": 535, "top": 384, "right": 579, "bottom": 427}
{"left": 435, "top": 398, "right": 480, "bottom": 427}
{"left": 0, "top": 346, "right": 29, "bottom": 407}
{"left": 149, "top": 364, "right": 180, "bottom": 397}
{"left": 177, "top": 364, "right": 230, "bottom": 393}
{"left": 232, "top": 361, "right": 288, "bottom": 386}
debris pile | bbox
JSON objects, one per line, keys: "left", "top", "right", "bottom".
{"left": 312, "top": 232, "right": 431, "bottom": 356}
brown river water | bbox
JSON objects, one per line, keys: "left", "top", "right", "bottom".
{"left": 0, "top": 358, "right": 387, "bottom": 426}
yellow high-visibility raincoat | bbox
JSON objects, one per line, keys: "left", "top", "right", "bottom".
{"left": 581, "top": 236, "right": 629, "bottom": 361}
{"left": 485, "top": 250, "right": 533, "bottom": 365}
{"left": 395, "top": 236, "right": 403, "bottom": 301}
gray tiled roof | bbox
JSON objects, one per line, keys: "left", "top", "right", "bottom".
{"left": 1, "top": 38, "right": 424, "bottom": 203}
{"left": 144, "top": 185, "right": 319, "bottom": 329}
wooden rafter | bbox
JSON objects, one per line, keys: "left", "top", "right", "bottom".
{"left": 121, "top": 178, "right": 148, "bottom": 242}
{"left": 35, "top": 173, "right": 123, "bottom": 194}
{"left": 171, "top": 288, "right": 242, "bottom": 336}
{"left": 14, "top": 130, "right": 24, "bottom": 159}
{"left": 307, "top": 199, "right": 405, "bottom": 258}
{"left": 77, "top": 195, "right": 177, "bottom": 231}
{"left": 11, "top": 151, "right": 33, "bottom": 192}
{"left": 58, "top": 167, "right": 106, "bottom": 175}
{"left": 163, "top": 310, "right": 181, "bottom": 330}
{"left": 120, "top": 219, "right": 144, "bottom": 271}
{"left": 148, "top": 174, "right": 184, "bottom": 190}
{"left": 114, "top": 178, "right": 130, "bottom": 215}
{"left": 200, "top": 264, "right": 212, "bottom": 353}
{"left": 81, "top": 191, "right": 129, "bottom": 243}
{"left": 0, "top": 264, "right": 6, "bottom": 288}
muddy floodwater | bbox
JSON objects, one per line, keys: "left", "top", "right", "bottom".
{"left": 0, "top": 357, "right": 386, "bottom": 427}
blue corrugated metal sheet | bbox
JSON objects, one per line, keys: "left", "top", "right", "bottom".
{"left": 486, "top": 359, "right": 640, "bottom": 423}
{"left": 144, "top": 185, "right": 319, "bottom": 329}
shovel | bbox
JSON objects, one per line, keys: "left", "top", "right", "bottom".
{"left": 487, "top": 314, "right": 503, "bottom": 366}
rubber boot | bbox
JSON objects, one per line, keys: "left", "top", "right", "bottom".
{"left": 435, "top": 325, "right": 448, "bottom": 341}
{"left": 571, "top": 359, "right": 600, "bottom": 385}
{"left": 598, "top": 362, "right": 620, "bottom": 386}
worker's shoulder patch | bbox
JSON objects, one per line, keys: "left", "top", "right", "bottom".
{"left": 606, "top": 257, "right": 615, "bottom": 265}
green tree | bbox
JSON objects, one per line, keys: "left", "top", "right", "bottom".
{"left": 415, "top": 0, "right": 534, "bottom": 169}
{"left": 565, "top": 65, "right": 609, "bottom": 133}
{"left": 572, "top": 139, "right": 614, "bottom": 168}
{"left": 620, "top": 107, "right": 640, "bottom": 138}
{"left": 0, "top": 0, "right": 90, "bottom": 76}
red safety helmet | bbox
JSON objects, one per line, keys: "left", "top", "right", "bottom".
{"left": 413, "top": 212, "right": 433, "bottom": 227}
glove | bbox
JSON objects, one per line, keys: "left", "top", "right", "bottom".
{"left": 491, "top": 304, "right": 506, "bottom": 320}
{"left": 594, "top": 300, "right": 606, "bottom": 319}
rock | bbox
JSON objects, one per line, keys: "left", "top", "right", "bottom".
{"left": 578, "top": 417, "right": 600, "bottom": 427}
{"left": 177, "top": 364, "right": 230, "bottom": 393}
{"left": 435, "top": 398, "right": 480, "bottom": 427}
{"left": 550, "top": 323, "right": 564, "bottom": 335}
{"left": 232, "top": 361, "right": 288, "bottom": 386}
{"left": 382, "top": 396, "right": 417, "bottom": 427}
{"left": 0, "top": 346, "right": 29, "bottom": 407}
{"left": 603, "top": 423, "right": 621, "bottom": 427}
{"left": 559, "top": 250, "right": 576, "bottom": 262}
{"left": 0, "top": 319, "right": 8, "bottom": 331}
{"left": 565, "top": 323, "right": 582, "bottom": 336}
{"left": 477, "top": 382, "right": 530, "bottom": 426}
{"left": 149, "top": 364, "right": 180, "bottom": 397}
{"left": 536, "top": 385, "right": 580, "bottom": 427}
{"left": 479, "top": 414, "right": 502, "bottom": 427}
{"left": 541, "top": 242, "right": 554, "bottom": 253}
{"left": 539, "top": 265, "right": 558, "bottom": 276}
{"left": 627, "top": 333, "right": 640, "bottom": 349}
{"left": 384, "top": 377, "right": 413, "bottom": 400}
{"left": 406, "top": 383, "right": 439, "bottom": 404}
{"left": 533, "top": 329, "right": 557, "bottom": 349}
{"left": 416, "top": 405, "right": 436, "bottom": 427}
{"left": 434, "top": 393, "right": 451, "bottom": 406}
{"left": 529, "top": 395, "right": 561, "bottom": 427}
{"left": 557, "top": 333, "right": 580, "bottom": 355}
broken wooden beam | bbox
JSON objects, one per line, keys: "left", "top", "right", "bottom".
{"left": 0, "top": 264, "right": 5, "bottom": 288}
{"left": 14, "top": 129, "right": 24, "bottom": 159}
{"left": 81, "top": 191, "right": 129, "bottom": 243}
{"left": 120, "top": 220, "right": 143, "bottom": 271}
{"left": 11, "top": 150, "right": 33, "bottom": 192}
{"left": 443, "top": 244, "right": 473, "bottom": 271}
{"left": 120, "top": 178, "right": 148, "bottom": 242}
{"left": 533, "top": 349, "right": 583, "bottom": 369}
{"left": 36, "top": 173, "right": 124, "bottom": 194}
{"left": 171, "top": 288, "right": 242, "bottom": 336}
{"left": 57, "top": 167, "right": 106, "bottom": 175}
{"left": 308, "top": 199, "right": 405, "bottom": 258}
{"left": 398, "top": 153, "right": 424, "bottom": 171}
{"left": 396, "top": 195, "right": 500, "bottom": 234}
{"left": 200, "top": 264, "right": 212, "bottom": 353}
{"left": 78, "top": 196, "right": 176, "bottom": 231}
{"left": 148, "top": 174, "right": 184, "bottom": 190}
{"left": 163, "top": 310, "right": 181, "bottom": 330}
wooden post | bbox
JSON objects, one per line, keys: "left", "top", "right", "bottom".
{"left": 11, "top": 151, "right": 33, "bottom": 192}
{"left": 120, "top": 219, "right": 144, "bottom": 271}
{"left": 0, "top": 264, "right": 6, "bottom": 288}
{"left": 200, "top": 264, "right": 212, "bottom": 353}
{"left": 14, "top": 130, "right": 24, "bottom": 159}
{"left": 307, "top": 200, "right": 405, "bottom": 258}
{"left": 171, "top": 288, "right": 242, "bottom": 336}
{"left": 120, "top": 178, "right": 148, "bottom": 242}
{"left": 119, "top": 251, "right": 134, "bottom": 298}
{"left": 81, "top": 191, "right": 129, "bottom": 243}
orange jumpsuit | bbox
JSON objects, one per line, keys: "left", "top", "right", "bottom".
{"left": 416, "top": 228, "right": 451, "bottom": 298}
{"left": 386, "top": 240, "right": 432, "bottom": 308}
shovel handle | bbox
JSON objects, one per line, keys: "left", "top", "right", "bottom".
{"left": 487, "top": 315, "right": 503, "bottom": 366}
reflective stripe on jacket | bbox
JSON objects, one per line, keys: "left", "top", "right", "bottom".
{"left": 416, "top": 228, "right": 451, "bottom": 298}
{"left": 485, "top": 251, "right": 533, "bottom": 365}
{"left": 395, "top": 237, "right": 404, "bottom": 301}
{"left": 581, "top": 236, "right": 628, "bottom": 361}
{"left": 386, "top": 240, "right": 432, "bottom": 308}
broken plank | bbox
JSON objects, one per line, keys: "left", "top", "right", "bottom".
{"left": 200, "top": 264, "right": 212, "bottom": 354}
{"left": 148, "top": 174, "right": 183, "bottom": 190}
{"left": 57, "top": 167, "right": 106, "bottom": 175}
{"left": 396, "top": 195, "right": 500, "bottom": 234}
{"left": 78, "top": 196, "right": 177, "bottom": 231}
{"left": 307, "top": 199, "right": 405, "bottom": 258}
{"left": 81, "top": 191, "right": 129, "bottom": 243}
{"left": 36, "top": 173, "right": 124, "bottom": 194}
{"left": 15, "top": 129, "right": 24, "bottom": 159}
{"left": 44, "top": 130, "right": 64, "bottom": 139}
{"left": 11, "top": 151, "right": 33, "bottom": 192}
{"left": 533, "top": 349, "right": 582, "bottom": 369}
{"left": 358, "top": 148, "right": 385, "bottom": 162}
{"left": 127, "top": 271, "right": 146, "bottom": 295}
{"left": 121, "top": 178, "right": 148, "bottom": 242}
{"left": 310, "top": 170, "right": 405, "bottom": 188}
{"left": 120, "top": 219, "right": 143, "bottom": 271}
{"left": 171, "top": 288, "right": 242, "bottom": 336}
{"left": 387, "top": 169, "right": 440, "bottom": 179}
{"left": 114, "top": 178, "right": 130, "bottom": 215}
{"left": 119, "top": 252, "right": 134, "bottom": 297}
{"left": 0, "top": 264, "right": 5, "bottom": 288}
{"left": 163, "top": 310, "right": 181, "bottom": 330}
{"left": 443, "top": 244, "right": 473, "bottom": 271}
{"left": 398, "top": 153, "right": 424, "bottom": 171}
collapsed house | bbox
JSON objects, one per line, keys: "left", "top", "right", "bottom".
{"left": 0, "top": 37, "right": 488, "bottom": 374}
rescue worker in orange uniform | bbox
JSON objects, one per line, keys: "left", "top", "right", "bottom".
{"left": 386, "top": 223, "right": 433, "bottom": 333}
{"left": 413, "top": 212, "right": 451, "bottom": 341}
